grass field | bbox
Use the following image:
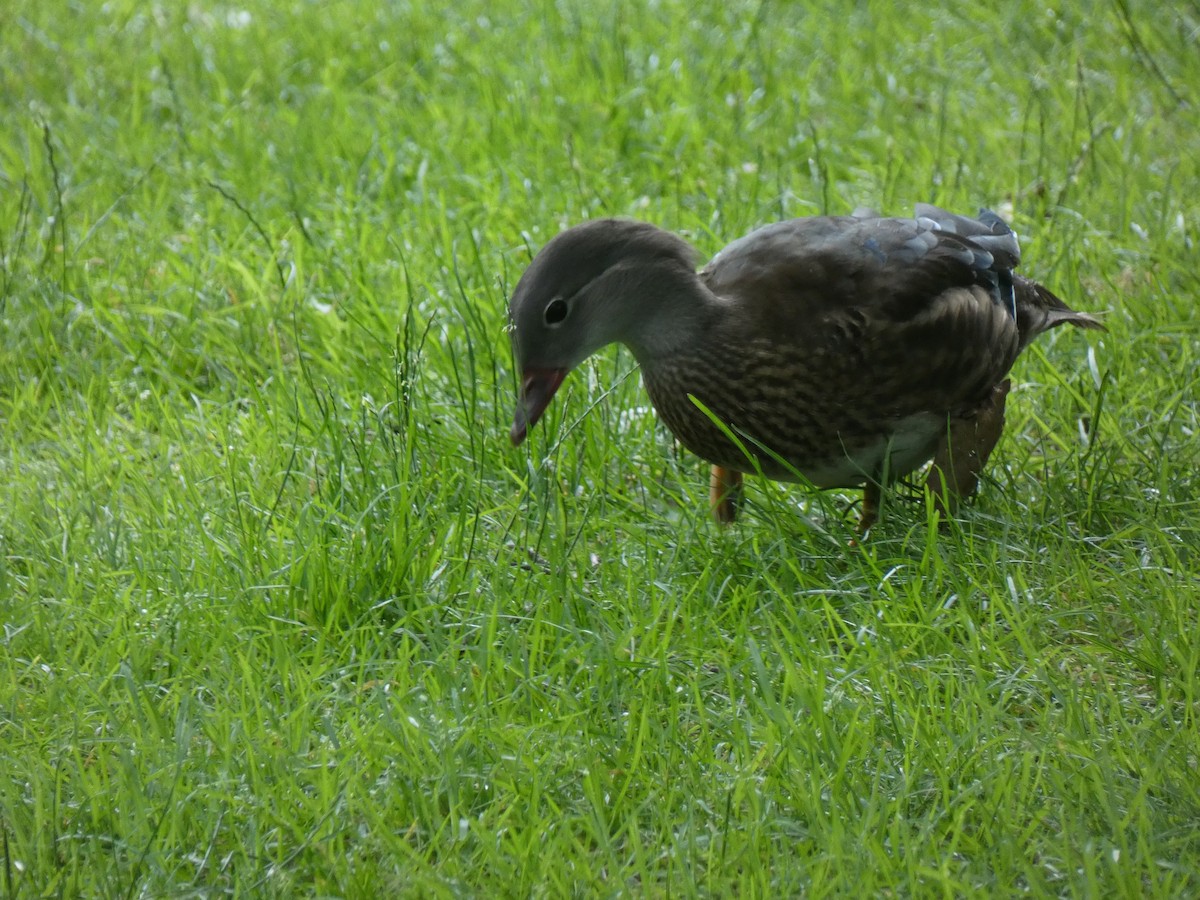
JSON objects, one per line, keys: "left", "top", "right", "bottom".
{"left": 2, "top": 0, "right": 1199, "bottom": 895}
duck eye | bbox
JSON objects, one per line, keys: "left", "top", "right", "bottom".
{"left": 543, "top": 297, "right": 569, "bottom": 326}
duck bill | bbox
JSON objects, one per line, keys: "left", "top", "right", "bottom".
{"left": 511, "top": 367, "right": 568, "bottom": 445}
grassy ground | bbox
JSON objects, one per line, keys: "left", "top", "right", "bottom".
{"left": 2, "top": 0, "right": 1198, "bottom": 895}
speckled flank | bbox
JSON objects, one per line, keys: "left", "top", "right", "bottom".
{"left": 641, "top": 278, "right": 1032, "bottom": 489}
{"left": 643, "top": 339, "right": 949, "bottom": 487}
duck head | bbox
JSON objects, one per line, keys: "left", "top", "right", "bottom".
{"left": 507, "top": 219, "right": 699, "bottom": 445}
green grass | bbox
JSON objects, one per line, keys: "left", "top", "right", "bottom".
{"left": 2, "top": 0, "right": 1198, "bottom": 895}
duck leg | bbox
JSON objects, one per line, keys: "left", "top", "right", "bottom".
{"left": 859, "top": 481, "right": 882, "bottom": 535}
{"left": 709, "top": 465, "right": 744, "bottom": 524}
{"left": 926, "top": 378, "right": 1011, "bottom": 516}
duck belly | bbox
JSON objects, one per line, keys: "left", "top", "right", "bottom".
{"left": 786, "top": 413, "right": 945, "bottom": 488}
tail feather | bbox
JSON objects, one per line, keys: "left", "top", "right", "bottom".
{"left": 1015, "top": 277, "right": 1106, "bottom": 349}
{"left": 1044, "top": 306, "right": 1106, "bottom": 331}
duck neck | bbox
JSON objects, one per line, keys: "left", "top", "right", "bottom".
{"left": 617, "top": 263, "right": 720, "bottom": 365}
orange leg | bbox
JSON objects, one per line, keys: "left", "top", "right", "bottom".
{"left": 858, "top": 481, "right": 882, "bottom": 536}
{"left": 709, "top": 465, "right": 743, "bottom": 524}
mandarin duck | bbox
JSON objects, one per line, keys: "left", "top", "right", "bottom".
{"left": 508, "top": 205, "right": 1104, "bottom": 531}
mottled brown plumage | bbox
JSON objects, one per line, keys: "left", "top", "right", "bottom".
{"left": 508, "top": 206, "right": 1104, "bottom": 530}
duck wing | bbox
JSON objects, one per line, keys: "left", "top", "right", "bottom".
{"left": 699, "top": 208, "right": 1028, "bottom": 415}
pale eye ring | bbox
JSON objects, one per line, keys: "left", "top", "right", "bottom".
{"left": 544, "top": 297, "right": 569, "bottom": 326}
